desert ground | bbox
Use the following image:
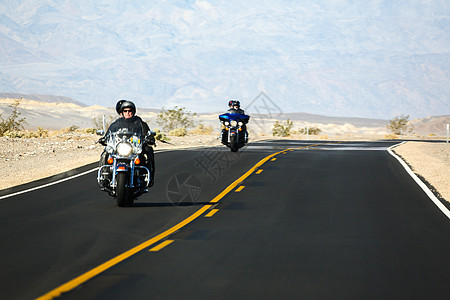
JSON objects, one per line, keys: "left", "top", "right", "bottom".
{"left": 0, "top": 131, "right": 448, "bottom": 204}
{"left": 0, "top": 97, "right": 449, "bottom": 204}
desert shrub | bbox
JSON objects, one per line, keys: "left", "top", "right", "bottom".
{"left": 298, "top": 126, "right": 322, "bottom": 135}
{"left": 36, "top": 127, "right": 49, "bottom": 137}
{"left": 20, "top": 127, "right": 49, "bottom": 138}
{"left": 68, "top": 125, "right": 79, "bottom": 132}
{"left": 156, "top": 106, "right": 196, "bottom": 132}
{"left": 154, "top": 128, "right": 171, "bottom": 142}
{"left": 4, "top": 131, "right": 24, "bottom": 138}
{"left": 190, "top": 123, "right": 213, "bottom": 135}
{"left": 169, "top": 127, "right": 187, "bottom": 137}
{"left": 384, "top": 133, "right": 398, "bottom": 139}
{"left": 60, "top": 125, "right": 80, "bottom": 133}
{"left": 0, "top": 99, "right": 28, "bottom": 137}
{"left": 85, "top": 128, "right": 97, "bottom": 134}
{"left": 92, "top": 115, "right": 115, "bottom": 130}
{"left": 387, "top": 114, "right": 414, "bottom": 135}
{"left": 272, "top": 119, "right": 293, "bottom": 137}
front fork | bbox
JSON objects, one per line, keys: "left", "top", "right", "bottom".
{"left": 97, "top": 159, "right": 150, "bottom": 190}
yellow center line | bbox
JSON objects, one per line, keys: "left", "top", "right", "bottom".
{"left": 235, "top": 186, "right": 245, "bottom": 192}
{"left": 36, "top": 204, "right": 211, "bottom": 300}
{"left": 205, "top": 209, "right": 219, "bottom": 218}
{"left": 37, "top": 142, "right": 325, "bottom": 299}
{"left": 149, "top": 240, "right": 174, "bottom": 252}
{"left": 209, "top": 148, "right": 288, "bottom": 203}
{"left": 255, "top": 169, "right": 263, "bottom": 174}
{"left": 271, "top": 157, "right": 277, "bottom": 161}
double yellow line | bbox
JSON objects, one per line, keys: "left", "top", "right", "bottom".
{"left": 37, "top": 147, "right": 296, "bottom": 299}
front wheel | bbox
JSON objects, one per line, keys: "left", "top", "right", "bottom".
{"left": 116, "top": 172, "right": 130, "bottom": 207}
{"left": 230, "top": 135, "right": 238, "bottom": 152}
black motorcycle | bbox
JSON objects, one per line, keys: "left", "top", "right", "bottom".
{"left": 97, "top": 128, "right": 154, "bottom": 207}
{"left": 219, "top": 112, "right": 250, "bottom": 152}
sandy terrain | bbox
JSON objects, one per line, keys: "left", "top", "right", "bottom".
{"left": 393, "top": 141, "right": 449, "bottom": 202}
{"left": 1, "top": 97, "right": 449, "bottom": 201}
{"left": 0, "top": 132, "right": 448, "bottom": 205}
{"left": 0, "top": 132, "right": 222, "bottom": 191}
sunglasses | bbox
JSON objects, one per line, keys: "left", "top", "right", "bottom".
{"left": 123, "top": 109, "right": 133, "bottom": 113}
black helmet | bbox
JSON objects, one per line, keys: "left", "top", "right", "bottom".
{"left": 115, "top": 100, "right": 126, "bottom": 114}
{"left": 116, "top": 100, "right": 136, "bottom": 115}
{"left": 229, "top": 100, "right": 240, "bottom": 107}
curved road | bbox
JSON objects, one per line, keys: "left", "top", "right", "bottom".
{"left": 0, "top": 140, "right": 449, "bottom": 299}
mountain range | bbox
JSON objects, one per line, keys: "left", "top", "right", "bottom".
{"left": 0, "top": 0, "right": 449, "bottom": 119}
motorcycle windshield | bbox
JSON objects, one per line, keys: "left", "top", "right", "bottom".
{"left": 219, "top": 113, "right": 250, "bottom": 124}
{"left": 106, "top": 129, "right": 143, "bottom": 156}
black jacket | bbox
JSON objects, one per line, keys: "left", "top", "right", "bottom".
{"left": 106, "top": 116, "right": 150, "bottom": 136}
{"left": 227, "top": 108, "right": 245, "bottom": 114}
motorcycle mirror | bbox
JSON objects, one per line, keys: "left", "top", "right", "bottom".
{"left": 96, "top": 129, "right": 105, "bottom": 136}
{"left": 148, "top": 130, "right": 156, "bottom": 136}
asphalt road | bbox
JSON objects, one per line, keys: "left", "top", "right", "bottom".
{"left": 1, "top": 140, "right": 449, "bottom": 299}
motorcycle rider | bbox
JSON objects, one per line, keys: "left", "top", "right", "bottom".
{"left": 98, "top": 100, "right": 155, "bottom": 187}
{"left": 227, "top": 100, "right": 245, "bottom": 114}
{"left": 221, "top": 100, "right": 248, "bottom": 144}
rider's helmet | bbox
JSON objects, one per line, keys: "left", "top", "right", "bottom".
{"left": 116, "top": 100, "right": 136, "bottom": 115}
{"left": 115, "top": 100, "right": 126, "bottom": 114}
{"left": 229, "top": 100, "right": 240, "bottom": 108}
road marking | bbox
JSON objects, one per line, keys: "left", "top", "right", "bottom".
{"left": 37, "top": 146, "right": 293, "bottom": 299}
{"left": 205, "top": 209, "right": 219, "bottom": 218}
{"left": 388, "top": 143, "right": 450, "bottom": 220}
{"left": 209, "top": 148, "right": 288, "bottom": 203}
{"left": 0, "top": 148, "right": 171, "bottom": 200}
{"left": 271, "top": 158, "right": 277, "bottom": 161}
{"left": 37, "top": 143, "right": 322, "bottom": 299}
{"left": 36, "top": 204, "right": 212, "bottom": 300}
{"left": 311, "top": 147, "right": 388, "bottom": 151}
{"left": 149, "top": 240, "right": 174, "bottom": 252}
{"left": 235, "top": 186, "right": 245, "bottom": 192}
{"left": 0, "top": 169, "right": 97, "bottom": 200}
{"left": 256, "top": 169, "right": 263, "bottom": 174}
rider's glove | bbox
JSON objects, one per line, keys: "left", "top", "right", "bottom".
{"left": 97, "top": 137, "right": 106, "bottom": 146}
{"left": 145, "top": 135, "right": 156, "bottom": 145}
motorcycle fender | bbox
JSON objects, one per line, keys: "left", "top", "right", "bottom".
{"left": 116, "top": 163, "right": 129, "bottom": 172}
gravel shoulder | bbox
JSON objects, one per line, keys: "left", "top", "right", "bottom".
{"left": 0, "top": 133, "right": 222, "bottom": 191}
{"left": 393, "top": 141, "right": 449, "bottom": 203}
{"left": 1, "top": 135, "right": 449, "bottom": 204}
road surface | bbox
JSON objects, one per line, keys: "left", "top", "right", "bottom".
{"left": 0, "top": 140, "right": 449, "bottom": 299}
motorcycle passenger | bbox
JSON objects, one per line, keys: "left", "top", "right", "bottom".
{"left": 227, "top": 100, "right": 245, "bottom": 114}
{"left": 221, "top": 100, "right": 248, "bottom": 144}
{"left": 98, "top": 100, "right": 155, "bottom": 187}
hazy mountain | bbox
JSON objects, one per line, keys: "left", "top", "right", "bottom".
{"left": 0, "top": 93, "right": 85, "bottom": 106}
{"left": 1, "top": 97, "right": 448, "bottom": 138}
{"left": 0, "top": 0, "right": 449, "bottom": 119}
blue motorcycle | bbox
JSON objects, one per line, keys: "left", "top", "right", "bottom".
{"left": 219, "top": 113, "right": 250, "bottom": 152}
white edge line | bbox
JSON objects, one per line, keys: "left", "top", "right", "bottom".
{"left": 0, "top": 147, "right": 197, "bottom": 200}
{"left": 0, "top": 168, "right": 98, "bottom": 200}
{"left": 388, "top": 142, "right": 450, "bottom": 220}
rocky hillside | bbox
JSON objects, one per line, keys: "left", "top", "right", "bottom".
{"left": 1, "top": 96, "right": 449, "bottom": 138}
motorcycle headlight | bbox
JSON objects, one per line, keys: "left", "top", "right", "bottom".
{"left": 231, "top": 120, "right": 238, "bottom": 126}
{"left": 117, "top": 142, "right": 133, "bottom": 156}
{"left": 224, "top": 121, "right": 230, "bottom": 126}
{"left": 238, "top": 121, "right": 243, "bottom": 126}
